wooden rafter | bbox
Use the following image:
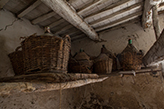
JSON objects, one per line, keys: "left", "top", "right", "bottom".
{"left": 0, "top": 0, "right": 9, "bottom": 9}
{"left": 142, "top": 0, "right": 161, "bottom": 29}
{"left": 95, "top": 11, "right": 142, "bottom": 32}
{"left": 90, "top": 2, "right": 142, "bottom": 26}
{"left": 18, "top": 0, "right": 41, "bottom": 18}
{"left": 41, "top": 0, "right": 99, "bottom": 40}
{"left": 32, "top": 11, "right": 56, "bottom": 24}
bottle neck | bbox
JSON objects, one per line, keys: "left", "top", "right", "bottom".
{"left": 128, "top": 39, "right": 132, "bottom": 44}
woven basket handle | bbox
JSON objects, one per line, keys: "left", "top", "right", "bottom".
{"left": 15, "top": 46, "right": 22, "bottom": 51}
{"left": 63, "top": 35, "right": 71, "bottom": 43}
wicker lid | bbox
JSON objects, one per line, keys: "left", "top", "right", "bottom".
{"left": 95, "top": 53, "right": 109, "bottom": 62}
{"left": 74, "top": 51, "right": 90, "bottom": 61}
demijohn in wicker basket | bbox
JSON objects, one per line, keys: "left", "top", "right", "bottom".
{"left": 101, "top": 45, "right": 117, "bottom": 71}
{"left": 120, "top": 39, "right": 143, "bottom": 71}
{"left": 94, "top": 53, "right": 113, "bottom": 74}
{"left": 69, "top": 50, "right": 93, "bottom": 73}
{"left": 8, "top": 46, "right": 24, "bottom": 75}
{"left": 21, "top": 27, "right": 71, "bottom": 74}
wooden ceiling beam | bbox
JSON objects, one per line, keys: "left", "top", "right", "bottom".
{"left": 0, "top": 0, "right": 9, "bottom": 9}
{"left": 41, "top": 0, "right": 100, "bottom": 41}
{"left": 95, "top": 11, "right": 142, "bottom": 32}
{"left": 142, "top": 0, "right": 160, "bottom": 29}
{"left": 90, "top": 2, "right": 142, "bottom": 26}
{"left": 18, "top": 0, "right": 41, "bottom": 18}
{"left": 84, "top": 0, "right": 130, "bottom": 21}
{"left": 32, "top": 11, "right": 56, "bottom": 24}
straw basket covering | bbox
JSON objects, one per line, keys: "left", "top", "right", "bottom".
{"left": 8, "top": 46, "right": 24, "bottom": 75}
{"left": 101, "top": 45, "right": 117, "bottom": 71}
{"left": 68, "top": 51, "right": 93, "bottom": 73}
{"left": 94, "top": 53, "right": 113, "bottom": 74}
{"left": 21, "top": 34, "right": 71, "bottom": 74}
{"left": 120, "top": 44, "right": 143, "bottom": 71}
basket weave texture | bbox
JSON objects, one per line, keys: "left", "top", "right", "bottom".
{"left": 21, "top": 34, "right": 71, "bottom": 74}
{"left": 8, "top": 46, "right": 24, "bottom": 75}
{"left": 68, "top": 51, "right": 93, "bottom": 73}
{"left": 94, "top": 53, "right": 113, "bottom": 74}
{"left": 120, "top": 44, "right": 143, "bottom": 71}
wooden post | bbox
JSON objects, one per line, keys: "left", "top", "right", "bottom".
{"left": 152, "top": 5, "right": 161, "bottom": 40}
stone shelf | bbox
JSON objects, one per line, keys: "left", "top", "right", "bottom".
{"left": 0, "top": 73, "right": 108, "bottom": 96}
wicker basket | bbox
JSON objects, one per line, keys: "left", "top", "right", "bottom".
{"left": 94, "top": 53, "right": 113, "bottom": 74}
{"left": 101, "top": 45, "right": 117, "bottom": 71}
{"left": 21, "top": 34, "right": 71, "bottom": 74}
{"left": 120, "top": 40, "right": 143, "bottom": 71}
{"left": 8, "top": 46, "right": 24, "bottom": 75}
{"left": 68, "top": 51, "right": 93, "bottom": 73}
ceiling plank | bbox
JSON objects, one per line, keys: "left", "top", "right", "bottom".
{"left": 48, "top": 19, "right": 65, "bottom": 28}
{"left": 41, "top": 0, "right": 99, "bottom": 41}
{"left": 0, "top": 0, "right": 9, "bottom": 9}
{"left": 32, "top": 11, "right": 56, "bottom": 24}
{"left": 18, "top": 0, "right": 41, "bottom": 18}
{"left": 90, "top": 2, "right": 142, "bottom": 26}
{"left": 77, "top": 0, "right": 105, "bottom": 15}
{"left": 55, "top": 25, "right": 73, "bottom": 35}
{"left": 95, "top": 11, "right": 142, "bottom": 32}
{"left": 84, "top": 0, "right": 130, "bottom": 20}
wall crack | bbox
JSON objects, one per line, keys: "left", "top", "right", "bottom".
{"left": 0, "top": 18, "right": 18, "bottom": 32}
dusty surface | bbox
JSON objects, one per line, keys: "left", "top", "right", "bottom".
{"left": 1, "top": 72, "right": 164, "bottom": 109}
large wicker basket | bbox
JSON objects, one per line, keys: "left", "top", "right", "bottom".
{"left": 21, "top": 34, "right": 71, "bottom": 74}
{"left": 8, "top": 46, "right": 24, "bottom": 75}
{"left": 120, "top": 40, "right": 143, "bottom": 71}
{"left": 68, "top": 51, "right": 93, "bottom": 73}
{"left": 94, "top": 53, "right": 113, "bottom": 74}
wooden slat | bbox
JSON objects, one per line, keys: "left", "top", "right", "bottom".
{"left": 41, "top": 0, "right": 99, "bottom": 40}
{"left": 0, "top": 0, "right": 9, "bottom": 9}
{"left": 84, "top": 0, "right": 130, "bottom": 20}
{"left": 55, "top": 25, "right": 73, "bottom": 34}
{"left": 49, "top": 19, "right": 65, "bottom": 28}
{"left": 18, "top": 0, "right": 41, "bottom": 18}
{"left": 32, "top": 11, "right": 56, "bottom": 24}
{"left": 98, "top": 17, "right": 140, "bottom": 33}
{"left": 77, "top": 0, "right": 105, "bottom": 15}
{"left": 90, "top": 2, "right": 142, "bottom": 26}
{"left": 143, "top": 29, "right": 164, "bottom": 65}
{"left": 95, "top": 11, "right": 142, "bottom": 32}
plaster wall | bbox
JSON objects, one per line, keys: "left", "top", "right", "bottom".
{"left": 71, "top": 14, "right": 164, "bottom": 57}
{"left": 0, "top": 9, "right": 44, "bottom": 77}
